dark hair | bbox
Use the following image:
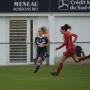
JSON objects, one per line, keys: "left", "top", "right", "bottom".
{"left": 64, "top": 24, "right": 71, "bottom": 30}
{"left": 61, "top": 26, "right": 67, "bottom": 32}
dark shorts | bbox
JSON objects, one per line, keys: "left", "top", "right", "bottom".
{"left": 37, "top": 48, "right": 46, "bottom": 61}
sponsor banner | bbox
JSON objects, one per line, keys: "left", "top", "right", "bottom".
{"left": 0, "top": 0, "right": 90, "bottom": 12}
{"left": 52, "top": 0, "right": 90, "bottom": 12}
{"left": 0, "top": 0, "right": 50, "bottom": 12}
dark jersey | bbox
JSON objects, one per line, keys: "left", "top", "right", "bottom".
{"left": 35, "top": 35, "right": 48, "bottom": 59}
{"left": 35, "top": 35, "right": 48, "bottom": 47}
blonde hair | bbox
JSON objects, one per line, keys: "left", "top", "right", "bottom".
{"left": 40, "top": 27, "right": 48, "bottom": 34}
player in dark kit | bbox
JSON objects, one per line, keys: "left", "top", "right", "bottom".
{"left": 33, "top": 27, "right": 49, "bottom": 64}
{"left": 33, "top": 28, "right": 49, "bottom": 73}
{"left": 51, "top": 24, "right": 90, "bottom": 76}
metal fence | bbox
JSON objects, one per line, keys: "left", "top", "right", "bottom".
{"left": 0, "top": 42, "right": 90, "bottom": 65}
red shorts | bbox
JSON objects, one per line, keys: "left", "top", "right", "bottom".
{"left": 63, "top": 46, "right": 76, "bottom": 57}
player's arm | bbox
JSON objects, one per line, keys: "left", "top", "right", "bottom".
{"left": 42, "top": 37, "right": 49, "bottom": 47}
{"left": 71, "top": 32, "right": 78, "bottom": 42}
{"left": 35, "top": 37, "right": 38, "bottom": 46}
{"left": 56, "top": 42, "right": 66, "bottom": 50}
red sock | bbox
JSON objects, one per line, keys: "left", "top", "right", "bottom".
{"left": 79, "top": 56, "right": 90, "bottom": 62}
{"left": 56, "top": 62, "right": 63, "bottom": 75}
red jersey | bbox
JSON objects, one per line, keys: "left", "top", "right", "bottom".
{"left": 64, "top": 31, "right": 74, "bottom": 49}
{"left": 58, "top": 31, "right": 78, "bottom": 57}
{"left": 58, "top": 31, "right": 78, "bottom": 50}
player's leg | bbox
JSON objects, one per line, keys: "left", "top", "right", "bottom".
{"left": 33, "top": 51, "right": 45, "bottom": 73}
{"left": 72, "top": 54, "right": 90, "bottom": 63}
{"left": 33, "top": 57, "right": 43, "bottom": 73}
{"left": 33, "top": 58, "right": 37, "bottom": 65}
{"left": 51, "top": 56, "right": 68, "bottom": 76}
{"left": 71, "top": 54, "right": 79, "bottom": 62}
{"left": 51, "top": 46, "right": 77, "bottom": 76}
{"left": 51, "top": 48, "right": 76, "bottom": 76}
{"left": 33, "top": 48, "right": 39, "bottom": 65}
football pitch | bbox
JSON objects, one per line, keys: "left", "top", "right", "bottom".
{"left": 0, "top": 64, "right": 90, "bottom": 90}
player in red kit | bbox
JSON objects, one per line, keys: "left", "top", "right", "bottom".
{"left": 51, "top": 24, "right": 90, "bottom": 76}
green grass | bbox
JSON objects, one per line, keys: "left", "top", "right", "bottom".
{"left": 0, "top": 64, "right": 90, "bottom": 90}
